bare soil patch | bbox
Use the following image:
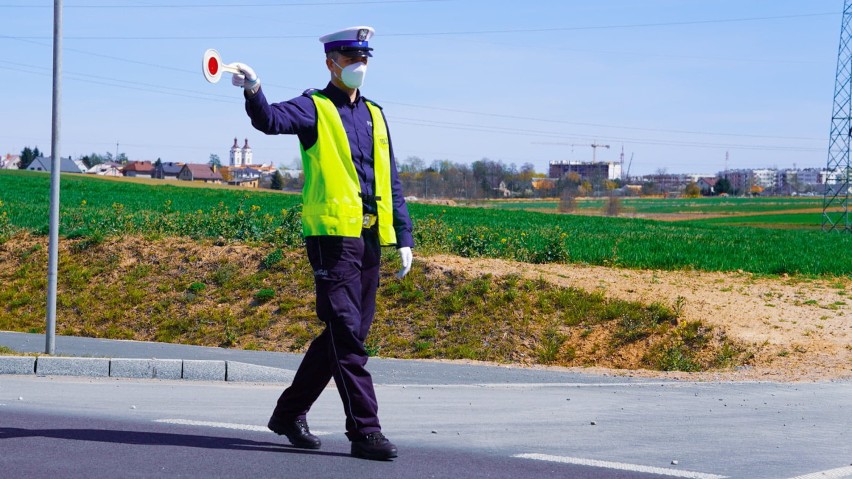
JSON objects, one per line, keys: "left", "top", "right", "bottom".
{"left": 424, "top": 254, "right": 852, "bottom": 382}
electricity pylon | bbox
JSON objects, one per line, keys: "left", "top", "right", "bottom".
{"left": 824, "top": 0, "right": 852, "bottom": 232}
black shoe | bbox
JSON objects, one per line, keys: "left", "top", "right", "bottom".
{"left": 351, "top": 432, "right": 398, "bottom": 460}
{"left": 267, "top": 416, "right": 321, "bottom": 449}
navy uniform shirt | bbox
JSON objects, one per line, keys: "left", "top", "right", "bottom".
{"left": 245, "top": 82, "right": 414, "bottom": 248}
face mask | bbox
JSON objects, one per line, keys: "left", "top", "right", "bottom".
{"left": 333, "top": 59, "right": 367, "bottom": 89}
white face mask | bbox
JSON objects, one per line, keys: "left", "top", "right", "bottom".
{"left": 333, "top": 59, "right": 367, "bottom": 89}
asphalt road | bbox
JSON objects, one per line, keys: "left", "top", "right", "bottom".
{"left": 1, "top": 332, "right": 851, "bottom": 478}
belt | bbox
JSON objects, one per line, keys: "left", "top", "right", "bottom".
{"left": 362, "top": 214, "right": 377, "bottom": 228}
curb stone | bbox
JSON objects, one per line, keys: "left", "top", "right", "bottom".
{"left": 0, "top": 356, "right": 293, "bottom": 383}
{"left": 110, "top": 358, "right": 183, "bottom": 380}
{"left": 37, "top": 356, "right": 111, "bottom": 377}
{"left": 0, "top": 356, "right": 36, "bottom": 375}
{"left": 226, "top": 361, "right": 294, "bottom": 383}
{"left": 181, "top": 359, "right": 227, "bottom": 381}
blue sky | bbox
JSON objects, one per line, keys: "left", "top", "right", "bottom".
{"left": 0, "top": 0, "right": 844, "bottom": 176}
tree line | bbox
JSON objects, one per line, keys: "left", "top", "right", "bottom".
{"left": 16, "top": 146, "right": 128, "bottom": 170}
{"left": 397, "top": 157, "right": 544, "bottom": 199}
{"left": 15, "top": 145, "right": 740, "bottom": 199}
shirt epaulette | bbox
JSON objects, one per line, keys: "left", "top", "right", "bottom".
{"left": 302, "top": 88, "right": 320, "bottom": 97}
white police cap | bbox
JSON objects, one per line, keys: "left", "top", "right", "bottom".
{"left": 319, "top": 26, "right": 375, "bottom": 57}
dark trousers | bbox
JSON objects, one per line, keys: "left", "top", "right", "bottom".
{"left": 272, "top": 228, "right": 382, "bottom": 439}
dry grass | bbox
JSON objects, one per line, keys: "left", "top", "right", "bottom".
{"left": 0, "top": 234, "right": 749, "bottom": 372}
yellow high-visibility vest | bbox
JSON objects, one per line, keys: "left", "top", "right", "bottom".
{"left": 300, "top": 92, "right": 397, "bottom": 246}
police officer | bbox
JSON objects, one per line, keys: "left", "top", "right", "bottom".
{"left": 231, "top": 26, "right": 413, "bottom": 461}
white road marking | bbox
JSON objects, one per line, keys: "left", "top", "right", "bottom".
{"left": 787, "top": 466, "right": 852, "bottom": 479}
{"left": 387, "top": 382, "right": 691, "bottom": 389}
{"left": 513, "top": 453, "right": 727, "bottom": 479}
{"left": 154, "top": 418, "right": 331, "bottom": 436}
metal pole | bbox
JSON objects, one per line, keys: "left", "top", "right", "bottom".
{"left": 46, "top": 0, "right": 62, "bottom": 355}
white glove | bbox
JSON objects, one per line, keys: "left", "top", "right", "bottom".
{"left": 396, "top": 246, "right": 412, "bottom": 279}
{"left": 231, "top": 62, "right": 259, "bottom": 91}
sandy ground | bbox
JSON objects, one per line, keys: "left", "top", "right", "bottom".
{"left": 424, "top": 254, "right": 852, "bottom": 382}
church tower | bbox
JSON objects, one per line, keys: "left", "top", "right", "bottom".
{"left": 229, "top": 137, "right": 243, "bottom": 167}
{"left": 242, "top": 138, "right": 253, "bottom": 166}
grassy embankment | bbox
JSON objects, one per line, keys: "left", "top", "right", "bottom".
{"left": 3, "top": 170, "right": 849, "bottom": 371}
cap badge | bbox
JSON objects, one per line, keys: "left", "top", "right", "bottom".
{"left": 358, "top": 29, "right": 369, "bottom": 41}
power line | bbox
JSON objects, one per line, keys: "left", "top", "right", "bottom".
{"left": 393, "top": 117, "right": 822, "bottom": 152}
{"left": 2, "top": 37, "right": 825, "bottom": 143}
{"left": 383, "top": 100, "right": 824, "bottom": 142}
{"left": 0, "top": 0, "right": 447, "bottom": 7}
{"left": 0, "top": 52, "right": 825, "bottom": 147}
{"left": 0, "top": 11, "right": 836, "bottom": 40}
{"left": 382, "top": 12, "right": 838, "bottom": 36}
{"left": 0, "top": 61, "right": 238, "bottom": 103}
{"left": 0, "top": 40, "right": 826, "bottom": 145}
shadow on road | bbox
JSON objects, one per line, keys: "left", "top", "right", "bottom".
{"left": 0, "top": 427, "right": 350, "bottom": 458}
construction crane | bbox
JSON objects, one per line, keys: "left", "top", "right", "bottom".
{"left": 625, "top": 153, "right": 634, "bottom": 181}
{"left": 618, "top": 146, "right": 633, "bottom": 181}
{"left": 590, "top": 143, "right": 610, "bottom": 162}
{"left": 824, "top": 0, "right": 852, "bottom": 232}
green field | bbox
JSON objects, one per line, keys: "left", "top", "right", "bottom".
{"left": 477, "top": 196, "right": 824, "bottom": 215}
{"left": 1, "top": 170, "right": 850, "bottom": 276}
{"left": 687, "top": 213, "right": 825, "bottom": 227}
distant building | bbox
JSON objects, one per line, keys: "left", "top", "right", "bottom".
{"left": 697, "top": 177, "right": 717, "bottom": 195}
{"left": 549, "top": 161, "right": 622, "bottom": 181}
{"left": 26, "top": 156, "right": 83, "bottom": 174}
{"left": 640, "top": 173, "right": 690, "bottom": 193}
{"left": 226, "top": 167, "right": 262, "bottom": 188}
{"left": 153, "top": 161, "right": 183, "bottom": 180}
{"left": 1, "top": 154, "right": 20, "bottom": 169}
{"left": 798, "top": 168, "right": 821, "bottom": 186}
{"left": 229, "top": 138, "right": 253, "bottom": 167}
{"left": 723, "top": 170, "right": 753, "bottom": 195}
{"left": 178, "top": 163, "right": 223, "bottom": 184}
{"left": 819, "top": 169, "right": 841, "bottom": 185}
{"left": 751, "top": 168, "right": 778, "bottom": 190}
{"left": 122, "top": 160, "right": 155, "bottom": 178}
{"left": 87, "top": 162, "right": 122, "bottom": 176}
{"left": 685, "top": 173, "right": 716, "bottom": 183}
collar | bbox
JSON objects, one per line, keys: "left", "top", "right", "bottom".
{"left": 322, "top": 82, "right": 361, "bottom": 107}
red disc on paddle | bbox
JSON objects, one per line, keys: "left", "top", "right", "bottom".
{"left": 202, "top": 49, "right": 223, "bottom": 83}
{"left": 208, "top": 56, "right": 219, "bottom": 76}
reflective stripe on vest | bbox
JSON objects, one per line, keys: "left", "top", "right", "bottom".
{"left": 300, "top": 92, "right": 397, "bottom": 246}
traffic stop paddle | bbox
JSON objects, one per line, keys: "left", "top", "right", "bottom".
{"left": 202, "top": 49, "right": 241, "bottom": 83}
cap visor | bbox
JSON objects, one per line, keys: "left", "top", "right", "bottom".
{"left": 338, "top": 48, "right": 373, "bottom": 58}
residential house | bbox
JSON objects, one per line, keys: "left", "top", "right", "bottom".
{"left": 495, "top": 180, "right": 512, "bottom": 197}
{"left": 1, "top": 154, "right": 21, "bottom": 169}
{"left": 696, "top": 177, "right": 717, "bottom": 195}
{"left": 122, "top": 160, "right": 155, "bottom": 178}
{"left": 26, "top": 156, "right": 84, "bottom": 174}
{"left": 228, "top": 177, "right": 260, "bottom": 188}
{"left": 177, "top": 163, "right": 223, "bottom": 184}
{"left": 86, "top": 162, "right": 123, "bottom": 176}
{"left": 251, "top": 164, "right": 279, "bottom": 178}
{"left": 226, "top": 167, "right": 261, "bottom": 188}
{"left": 153, "top": 161, "right": 183, "bottom": 180}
